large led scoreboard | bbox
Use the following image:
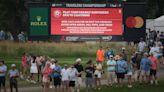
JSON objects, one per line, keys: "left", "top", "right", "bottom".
{"left": 29, "top": 3, "right": 146, "bottom": 42}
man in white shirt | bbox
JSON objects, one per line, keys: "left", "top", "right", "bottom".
{"left": 68, "top": 65, "right": 79, "bottom": 92}
{"left": 138, "top": 38, "right": 147, "bottom": 54}
{"left": 61, "top": 64, "right": 69, "bottom": 92}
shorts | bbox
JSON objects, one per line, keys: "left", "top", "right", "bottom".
{"left": 116, "top": 73, "right": 125, "bottom": 79}
{"left": 141, "top": 70, "right": 150, "bottom": 76}
{"left": 107, "top": 72, "right": 116, "bottom": 81}
{"left": 53, "top": 77, "right": 61, "bottom": 87}
{"left": 69, "top": 81, "right": 75, "bottom": 87}
{"left": 42, "top": 76, "right": 50, "bottom": 83}
{"left": 127, "top": 72, "right": 133, "bottom": 76}
{"left": 94, "top": 70, "right": 101, "bottom": 78}
{"left": 150, "top": 69, "right": 157, "bottom": 76}
{"left": 85, "top": 78, "right": 94, "bottom": 86}
{"left": 0, "top": 76, "right": 5, "bottom": 87}
{"left": 62, "top": 80, "right": 69, "bottom": 86}
{"left": 76, "top": 77, "right": 82, "bottom": 86}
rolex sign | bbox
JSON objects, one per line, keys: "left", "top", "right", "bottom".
{"left": 29, "top": 7, "right": 49, "bottom": 36}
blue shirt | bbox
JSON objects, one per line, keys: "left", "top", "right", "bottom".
{"left": 53, "top": 65, "right": 61, "bottom": 78}
{"left": 0, "top": 65, "right": 7, "bottom": 77}
{"left": 140, "top": 58, "right": 151, "bottom": 71}
{"left": 127, "top": 63, "right": 133, "bottom": 73}
{"left": 115, "top": 60, "right": 127, "bottom": 73}
{"left": 105, "top": 50, "right": 114, "bottom": 59}
{"left": 9, "top": 69, "right": 19, "bottom": 78}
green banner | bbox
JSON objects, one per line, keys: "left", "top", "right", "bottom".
{"left": 29, "top": 7, "right": 49, "bottom": 36}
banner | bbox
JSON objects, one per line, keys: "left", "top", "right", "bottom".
{"left": 51, "top": 8, "right": 123, "bottom": 35}
{"left": 123, "top": 3, "right": 146, "bottom": 42}
{"left": 29, "top": 7, "right": 49, "bottom": 36}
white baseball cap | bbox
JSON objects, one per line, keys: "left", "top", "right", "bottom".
{"left": 11, "top": 64, "right": 16, "bottom": 67}
{"left": 76, "top": 58, "right": 81, "bottom": 63}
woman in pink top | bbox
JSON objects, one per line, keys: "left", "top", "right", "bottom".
{"left": 21, "top": 53, "right": 28, "bottom": 79}
{"left": 42, "top": 62, "right": 52, "bottom": 92}
{"left": 149, "top": 53, "right": 159, "bottom": 85}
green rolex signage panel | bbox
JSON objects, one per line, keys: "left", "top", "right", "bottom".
{"left": 29, "top": 7, "right": 49, "bottom": 36}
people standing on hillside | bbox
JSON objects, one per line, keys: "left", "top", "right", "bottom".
{"left": 68, "top": 64, "right": 79, "bottom": 92}
{"left": 42, "top": 61, "right": 53, "bottom": 92}
{"left": 105, "top": 46, "right": 115, "bottom": 60}
{"left": 6, "top": 32, "right": 14, "bottom": 41}
{"left": 149, "top": 53, "right": 159, "bottom": 85}
{"left": 96, "top": 46, "right": 105, "bottom": 65}
{"left": 30, "top": 56, "right": 38, "bottom": 84}
{"left": 8, "top": 64, "right": 19, "bottom": 92}
{"left": 61, "top": 64, "right": 69, "bottom": 92}
{"left": 21, "top": 52, "right": 28, "bottom": 80}
{"left": 115, "top": 55, "right": 128, "bottom": 87}
{"left": 140, "top": 53, "right": 151, "bottom": 84}
{"left": 0, "top": 60, "right": 7, "bottom": 92}
{"left": 138, "top": 38, "right": 147, "bottom": 55}
{"left": 94, "top": 61, "right": 102, "bottom": 90}
{"left": 52, "top": 60, "right": 62, "bottom": 92}
{"left": 85, "top": 60, "right": 95, "bottom": 92}
{"left": 74, "top": 58, "right": 83, "bottom": 92}
{"left": 106, "top": 55, "right": 116, "bottom": 86}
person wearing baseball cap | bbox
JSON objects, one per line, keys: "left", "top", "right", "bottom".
{"left": 107, "top": 55, "right": 116, "bottom": 86}
{"left": 74, "top": 58, "right": 83, "bottom": 92}
{"left": 8, "top": 64, "right": 19, "bottom": 92}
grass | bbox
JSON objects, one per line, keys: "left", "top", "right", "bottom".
{"left": 0, "top": 41, "right": 135, "bottom": 60}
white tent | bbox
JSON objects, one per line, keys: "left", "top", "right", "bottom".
{"left": 146, "top": 15, "right": 164, "bottom": 32}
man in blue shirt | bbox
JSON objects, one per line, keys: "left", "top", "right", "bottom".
{"left": 53, "top": 60, "right": 61, "bottom": 92}
{"left": 140, "top": 53, "right": 151, "bottom": 83}
{"left": 105, "top": 46, "right": 114, "bottom": 60}
{"left": 0, "top": 60, "right": 7, "bottom": 92}
{"left": 115, "top": 55, "right": 128, "bottom": 87}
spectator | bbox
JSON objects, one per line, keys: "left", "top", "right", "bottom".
{"left": 96, "top": 46, "right": 105, "bottom": 65}
{"left": 127, "top": 59, "right": 133, "bottom": 88}
{"left": 115, "top": 55, "right": 128, "bottom": 87}
{"left": 0, "top": 60, "right": 7, "bottom": 92}
{"left": 6, "top": 32, "right": 14, "bottom": 41}
{"left": 8, "top": 64, "right": 19, "bottom": 92}
{"left": 105, "top": 46, "right": 115, "bottom": 60}
{"left": 149, "top": 53, "right": 159, "bottom": 85}
{"left": 106, "top": 55, "right": 116, "bottom": 86}
{"left": 42, "top": 62, "right": 53, "bottom": 92}
{"left": 131, "top": 52, "right": 142, "bottom": 81}
{"left": 0, "top": 30, "right": 5, "bottom": 40}
{"left": 52, "top": 60, "right": 62, "bottom": 92}
{"left": 21, "top": 52, "right": 28, "bottom": 79}
{"left": 140, "top": 53, "right": 151, "bottom": 83}
{"left": 94, "top": 61, "right": 102, "bottom": 90}
{"left": 120, "top": 47, "right": 128, "bottom": 61}
{"left": 138, "top": 38, "right": 147, "bottom": 54}
{"left": 74, "top": 58, "right": 83, "bottom": 92}
{"left": 85, "top": 60, "right": 95, "bottom": 92}
{"left": 61, "top": 64, "right": 69, "bottom": 92}
{"left": 17, "top": 32, "right": 25, "bottom": 42}
{"left": 68, "top": 64, "right": 78, "bottom": 92}
{"left": 30, "top": 56, "right": 38, "bottom": 84}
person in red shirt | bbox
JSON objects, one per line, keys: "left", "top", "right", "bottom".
{"left": 149, "top": 53, "right": 159, "bottom": 85}
{"left": 21, "top": 52, "right": 28, "bottom": 79}
{"left": 96, "top": 46, "right": 105, "bottom": 64}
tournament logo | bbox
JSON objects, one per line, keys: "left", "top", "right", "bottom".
{"left": 54, "top": 10, "right": 62, "bottom": 18}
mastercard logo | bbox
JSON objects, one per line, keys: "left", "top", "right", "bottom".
{"left": 125, "top": 16, "right": 144, "bottom": 28}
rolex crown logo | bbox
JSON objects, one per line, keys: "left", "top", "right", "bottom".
{"left": 36, "top": 16, "right": 42, "bottom": 21}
